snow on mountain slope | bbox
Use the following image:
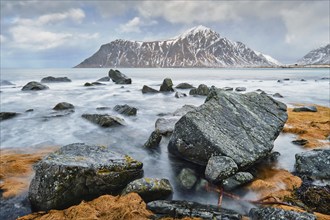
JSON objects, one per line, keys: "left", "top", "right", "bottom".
{"left": 297, "top": 44, "right": 330, "bottom": 65}
{"left": 76, "top": 26, "right": 280, "bottom": 68}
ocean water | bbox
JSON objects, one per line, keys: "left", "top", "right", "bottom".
{"left": 0, "top": 68, "right": 329, "bottom": 213}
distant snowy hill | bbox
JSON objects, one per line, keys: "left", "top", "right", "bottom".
{"left": 76, "top": 25, "right": 280, "bottom": 68}
{"left": 297, "top": 44, "right": 330, "bottom": 65}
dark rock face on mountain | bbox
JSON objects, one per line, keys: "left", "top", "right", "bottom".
{"left": 76, "top": 25, "right": 279, "bottom": 68}
{"left": 298, "top": 44, "right": 330, "bottom": 65}
{"left": 29, "top": 143, "right": 143, "bottom": 211}
{"left": 168, "top": 89, "right": 288, "bottom": 168}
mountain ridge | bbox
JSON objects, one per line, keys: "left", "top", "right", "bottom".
{"left": 76, "top": 25, "right": 281, "bottom": 68}
{"left": 297, "top": 44, "right": 330, "bottom": 65}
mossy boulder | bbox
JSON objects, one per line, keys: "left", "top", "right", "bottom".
{"left": 29, "top": 143, "right": 143, "bottom": 211}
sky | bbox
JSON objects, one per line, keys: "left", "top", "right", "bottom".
{"left": 1, "top": 0, "right": 329, "bottom": 68}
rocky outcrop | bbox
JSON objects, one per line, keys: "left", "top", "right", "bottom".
{"left": 142, "top": 85, "right": 159, "bottom": 94}
{"left": 143, "top": 130, "right": 162, "bottom": 149}
{"left": 205, "top": 156, "right": 238, "bottom": 184}
{"left": 293, "top": 106, "right": 317, "bottom": 112}
{"left": 21, "top": 81, "right": 49, "bottom": 91}
{"left": 82, "top": 114, "right": 125, "bottom": 127}
{"left": 159, "top": 78, "right": 174, "bottom": 92}
{"left": 122, "top": 178, "right": 173, "bottom": 202}
{"left": 295, "top": 149, "right": 330, "bottom": 179}
{"left": 189, "top": 84, "right": 209, "bottom": 96}
{"left": 176, "top": 83, "right": 195, "bottom": 89}
{"left": 108, "top": 69, "right": 132, "bottom": 84}
{"left": 113, "top": 104, "right": 137, "bottom": 116}
{"left": 53, "top": 102, "right": 74, "bottom": 111}
{"left": 29, "top": 143, "right": 143, "bottom": 211}
{"left": 147, "top": 200, "right": 242, "bottom": 219}
{"left": 0, "top": 112, "right": 19, "bottom": 121}
{"left": 168, "top": 89, "right": 287, "bottom": 170}
{"left": 41, "top": 76, "right": 71, "bottom": 83}
{"left": 249, "top": 207, "right": 316, "bottom": 220}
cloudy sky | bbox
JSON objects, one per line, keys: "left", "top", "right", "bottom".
{"left": 1, "top": 0, "right": 329, "bottom": 68}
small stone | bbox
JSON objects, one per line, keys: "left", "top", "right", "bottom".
{"left": 143, "top": 130, "right": 162, "bottom": 149}
{"left": 84, "top": 82, "right": 93, "bottom": 86}
{"left": 235, "top": 87, "right": 246, "bottom": 92}
{"left": 175, "top": 92, "right": 187, "bottom": 98}
{"left": 53, "top": 102, "right": 74, "bottom": 111}
{"left": 175, "top": 83, "right": 194, "bottom": 89}
{"left": 293, "top": 106, "right": 317, "bottom": 112}
{"left": 273, "top": 93, "right": 283, "bottom": 98}
{"left": 177, "top": 168, "right": 198, "bottom": 190}
{"left": 222, "top": 87, "right": 233, "bottom": 91}
{"left": 159, "top": 78, "right": 174, "bottom": 92}
{"left": 205, "top": 156, "right": 238, "bottom": 184}
{"left": 142, "top": 85, "right": 159, "bottom": 94}
{"left": 223, "top": 172, "right": 254, "bottom": 191}
{"left": 82, "top": 114, "right": 125, "bottom": 127}
{"left": 113, "top": 104, "right": 137, "bottom": 116}
{"left": 292, "top": 139, "right": 308, "bottom": 146}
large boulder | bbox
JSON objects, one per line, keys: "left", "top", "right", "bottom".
{"left": 249, "top": 207, "right": 316, "bottom": 220}
{"left": 22, "top": 81, "right": 49, "bottom": 91}
{"left": 159, "top": 78, "right": 174, "bottom": 92}
{"left": 189, "top": 84, "right": 209, "bottom": 96}
{"left": 122, "top": 178, "right": 173, "bottom": 202}
{"left": 41, "top": 76, "right": 71, "bottom": 83}
{"left": 295, "top": 149, "right": 330, "bottom": 179}
{"left": 168, "top": 89, "right": 287, "bottom": 168}
{"left": 29, "top": 143, "right": 143, "bottom": 211}
{"left": 147, "top": 200, "right": 242, "bottom": 219}
{"left": 82, "top": 114, "right": 125, "bottom": 127}
{"left": 108, "top": 69, "right": 132, "bottom": 84}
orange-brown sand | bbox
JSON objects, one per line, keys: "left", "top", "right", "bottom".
{"left": 283, "top": 105, "right": 330, "bottom": 148}
{"left": 0, "top": 147, "right": 58, "bottom": 198}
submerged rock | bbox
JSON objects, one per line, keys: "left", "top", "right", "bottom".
{"left": 293, "top": 106, "right": 318, "bottom": 112}
{"left": 147, "top": 200, "right": 242, "bottom": 219}
{"left": 177, "top": 168, "right": 198, "bottom": 190}
{"left": 168, "top": 88, "right": 287, "bottom": 168}
{"left": 295, "top": 149, "right": 330, "bottom": 179}
{"left": 175, "top": 83, "right": 195, "bottom": 89}
{"left": 143, "top": 130, "right": 162, "bottom": 149}
{"left": 273, "top": 92, "right": 284, "bottom": 98}
{"left": 159, "top": 78, "right": 174, "bottom": 92}
{"left": 108, "top": 69, "right": 132, "bottom": 84}
{"left": 249, "top": 207, "right": 316, "bottom": 220}
{"left": 41, "top": 76, "right": 71, "bottom": 83}
{"left": 0, "top": 112, "right": 19, "bottom": 121}
{"left": 28, "top": 143, "right": 143, "bottom": 211}
{"left": 142, "top": 85, "right": 159, "bottom": 94}
{"left": 189, "top": 84, "right": 209, "bottom": 96}
{"left": 82, "top": 114, "right": 125, "bottom": 127}
{"left": 22, "top": 81, "right": 49, "bottom": 91}
{"left": 205, "top": 156, "right": 238, "bottom": 184}
{"left": 53, "top": 102, "right": 74, "bottom": 111}
{"left": 113, "top": 104, "right": 137, "bottom": 116}
{"left": 122, "top": 178, "right": 173, "bottom": 202}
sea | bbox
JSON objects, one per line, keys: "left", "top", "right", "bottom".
{"left": 0, "top": 68, "right": 329, "bottom": 215}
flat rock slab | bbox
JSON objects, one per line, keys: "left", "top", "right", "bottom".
{"left": 29, "top": 143, "right": 143, "bottom": 211}
{"left": 249, "top": 207, "right": 316, "bottom": 220}
{"left": 147, "top": 200, "right": 242, "bottom": 220}
{"left": 82, "top": 114, "right": 125, "bottom": 127}
{"left": 168, "top": 89, "right": 287, "bottom": 168}
{"left": 295, "top": 149, "right": 330, "bottom": 179}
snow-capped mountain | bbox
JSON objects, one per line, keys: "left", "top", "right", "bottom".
{"left": 297, "top": 44, "right": 330, "bottom": 65}
{"left": 76, "top": 25, "right": 280, "bottom": 68}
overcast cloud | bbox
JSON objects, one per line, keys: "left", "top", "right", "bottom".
{"left": 1, "top": 0, "right": 329, "bottom": 68}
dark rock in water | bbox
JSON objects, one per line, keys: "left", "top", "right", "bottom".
{"left": 96, "top": 106, "right": 112, "bottom": 110}
{"left": 113, "top": 104, "right": 137, "bottom": 116}
{"left": 142, "top": 85, "right": 159, "bottom": 94}
{"left": 0, "top": 112, "right": 19, "bottom": 121}
{"left": 177, "top": 168, "right": 198, "bottom": 190}
{"left": 22, "top": 81, "right": 49, "bottom": 91}
{"left": 256, "top": 89, "right": 263, "bottom": 92}
{"left": 82, "top": 114, "right": 125, "bottom": 127}
{"left": 29, "top": 143, "right": 143, "bottom": 211}
{"left": 301, "top": 79, "right": 306, "bottom": 81}
{"left": 277, "top": 79, "right": 282, "bottom": 83}
{"left": 235, "top": 87, "right": 246, "bottom": 92}
{"left": 41, "top": 76, "right": 71, "bottom": 83}
{"left": 91, "top": 81, "right": 105, "bottom": 86}
{"left": 122, "top": 178, "right": 173, "bottom": 202}
{"left": 155, "top": 117, "right": 179, "bottom": 135}
{"left": 273, "top": 93, "right": 283, "bottom": 98}
{"left": 25, "top": 109, "right": 34, "bottom": 112}
{"left": 205, "top": 156, "right": 238, "bottom": 184}
{"left": 249, "top": 207, "right": 316, "bottom": 220}
{"left": 283, "top": 78, "right": 290, "bottom": 81}
{"left": 176, "top": 83, "right": 195, "bottom": 89}
{"left": 143, "top": 130, "right": 162, "bottom": 149}
{"left": 293, "top": 106, "right": 317, "bottom": 112}
{"left": 108, "top": 69, "right": 132, "bottom": 84}
{"left": 172, "top": 105, "right": 197, "bottom": 117}
{"left": 0, "top": 80, "right": 15, "bottom": 86}
{"left": 296, "top": 181, "right": 330, "bottom": 214}
{"left": 223, "top": 172, "right": 254, "bottom": 191}
{"left": 189, "top": 84, "right": 209, "bottom": 96}
{"left": 175, "top": 92, "right": 187, "bottom": 98}
{"left": 295, "top": 149, "right": 330, "bottom": 179}
{"left": 84, "top": 82, "right": 93, "bottom": 86}
{"left": 292, "top": 139, "right": 308, "bottom": 146}
{"left": 160, "top": 78, "right": 174, "bottom": 92}
{"left": 222, "top": 87, "right": 234, "bottom": 91}
{"left": 97, "top": 76, "right": 110, "bottom": 82}
{"left": 168, "top": 88, "right": 287, "bottom": 168}
{"left": 53, "top": 102, "right": 74, "bottom": 111}
{"left": 147, "top": 200, "right": 242, "bottom": 219}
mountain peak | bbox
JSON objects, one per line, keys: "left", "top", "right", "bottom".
{"left": 174, "top": 25, "right": 218, "bottom": 39}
